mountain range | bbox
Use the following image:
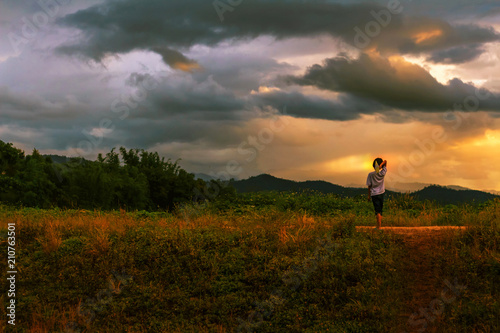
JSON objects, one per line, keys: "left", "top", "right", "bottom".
{"left": 230, "top": 174, "right": 498, "bottom": 205}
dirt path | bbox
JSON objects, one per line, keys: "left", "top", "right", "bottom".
{"left": 356, "top": 226, "right": 468, "bottom": 333}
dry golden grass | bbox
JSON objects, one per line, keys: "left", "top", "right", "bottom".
{"left": 27, "top": 303, "right": 73, "bottom": 333}
{"left": 37, "top": 221, "right": 62, "bottom": 254}
{"left": 278, "top": 225, "right": 292, "bottom": 245}
{"left": 87, "top": 229, "right": 110, "bottom": 255}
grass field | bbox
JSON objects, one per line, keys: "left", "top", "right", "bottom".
{"left": 1, "top": 192, "right": 499, "bottom": 332}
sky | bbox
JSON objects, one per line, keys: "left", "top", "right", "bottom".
{"left": 1, "top": 0, "right": 500, "bottom": 191}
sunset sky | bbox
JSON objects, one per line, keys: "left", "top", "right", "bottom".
{"left": 1, "top": 0, "right": 500, "bottom": 191}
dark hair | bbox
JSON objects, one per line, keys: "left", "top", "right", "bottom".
{"left": 373, "top": 158, "right": 383, "bottom": 169}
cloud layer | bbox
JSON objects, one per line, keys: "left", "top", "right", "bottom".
{"left": 56, "top": 0, "right": 499, "bottom": 68}
{"left": 289, "top": 53, "right": 500, "bottom": 112}
{"left": 1, "top": 0, "right": 500, "bottom": 190}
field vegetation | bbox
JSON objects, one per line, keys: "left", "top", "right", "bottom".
{"left": 1, "top": 192, "right": 499, "bottom": 332}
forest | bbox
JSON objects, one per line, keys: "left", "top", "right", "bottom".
{"left": 0, "top": 140, "right": 234, "bottom": 211}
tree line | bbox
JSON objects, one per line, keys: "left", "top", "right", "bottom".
{"left": 0, "top": 141, "right": 235, "bottom": 211}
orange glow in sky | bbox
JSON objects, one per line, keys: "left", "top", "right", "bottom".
{"left": 172, "top": 61, "right": 202, "bottom": 72}
{"left": 413, "top": 30, "right": 443, "bottom": 44}
{"left": 461, "top": 130, "right": 500, "bottom": 147}
{"left": 323, "top": 155, "right": 374, "bottom": 174}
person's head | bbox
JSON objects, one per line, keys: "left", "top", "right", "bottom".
{"left": 373, "top": 158, "right": 383, "bottom": 169}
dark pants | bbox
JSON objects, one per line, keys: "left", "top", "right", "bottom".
{"left": 371, "top": 193, "right": 384, "bottom": 215}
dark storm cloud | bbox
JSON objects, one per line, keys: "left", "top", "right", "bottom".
{"left": 124, "top": 73, "right": 245, "bottom": 117}
{"left": 0, "top": 86, "right": 87, "bottom": 121}
{"left": 0, "top": 85, "right": 114, "bottom": 150}
{"left": 79, "top": 71, "right": 251, "bottom": 150}
{"left": 150, "top": 46, "right": 201, "bottom": 71}
{"left": 424, "top": 24, "right": 499, "bottom": 63}
{"left": 123, "top": 69, "right": 384, "bottom": 130}
{"left": 426, "top": 44, "right": 485, "bottom": 64}
{"left": 115, "top": 115, "right": 245, "bottom": 149}
{"left": 368, "top": 18, "right": 499, "bottom": 63}
{"left": 72, "top": 69, "right": 388, "bottom": 149}
{"left": 289, "top": 53, "right": 500, "bottom": 111}
{"left": 250, "top": 89, "right": 384, "bottom": 121}
{"left": 191, "top": 51, "right": 297, "bottom": 94}
{"left": 55, "top": 0, "right": 500, "bottom": 67}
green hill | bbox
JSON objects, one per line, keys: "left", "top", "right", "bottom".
{"left": 231, "top": 174, "right": 498, "bottom": 205}
{"left": 412, "top": 185, "right": 498, "bottom": 205}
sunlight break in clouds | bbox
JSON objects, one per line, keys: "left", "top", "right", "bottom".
{"left": 323, "top": 155, "right": 374, "bottom": 174}
{"left": 413, "top": 29, "right": 444, "bottom": 44}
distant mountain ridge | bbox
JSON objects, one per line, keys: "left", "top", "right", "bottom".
{"left": 232, "top": 174, "right": 499, "bottom": 205}
{"left": 232, "top": 174, "right": 390, "bottom": 197}
{"left": 413, "top": 185, "right": 498, "bottom": 205}
{"left": 347, "top": 182, "right": 472, "bottom": 193}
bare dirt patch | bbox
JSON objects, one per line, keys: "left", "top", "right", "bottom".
{"left": 356, "top": 226, "right": 468, "bottom": 332}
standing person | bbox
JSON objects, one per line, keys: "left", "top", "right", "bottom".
{"left": 367, "top": 158, "right": 387, "bottom": 230}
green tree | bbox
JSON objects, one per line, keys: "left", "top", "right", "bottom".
{"left": 136, "top": 150, "right": 197, "bottom": 211}
{"left": 0, "top": 140, "right": 24, "bottom": 177}
{"left": 62, "top": 159, "right": 114, "bottom": 209}
{"left": 18, "top": 149, "right": 59, "bottom": 208}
